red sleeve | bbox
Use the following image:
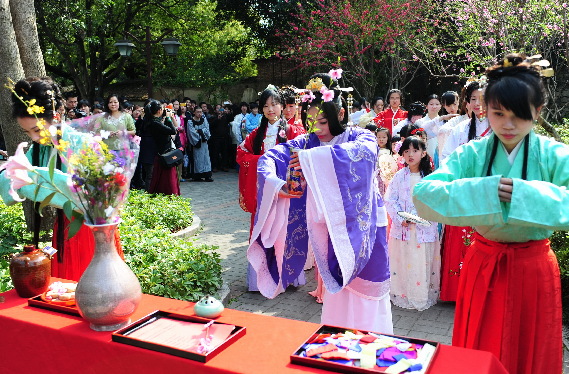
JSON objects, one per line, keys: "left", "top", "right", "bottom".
{"left": 375, "top": 111, "right": 389, "bottom": 132}
{"left": 285, "top": 119, "right": 306, "bottom": 140}
{"left": 237, "top": 129, "right": 261, "bottom": 213}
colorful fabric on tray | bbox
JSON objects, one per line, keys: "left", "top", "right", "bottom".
{"left": 298, "top": 330, "right": 432, "bottom": 373}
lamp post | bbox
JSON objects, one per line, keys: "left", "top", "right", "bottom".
{"left": 114, "top": 26, "right": 181, "bottom": 99}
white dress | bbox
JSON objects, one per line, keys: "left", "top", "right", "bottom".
{"left": 388, "top": 172, "right": 441, "bottom": 311}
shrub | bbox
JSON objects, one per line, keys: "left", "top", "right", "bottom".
{"left": 122, "top": 189, "right": 194, "bottom": 233}
{"left": 0, "top": 190, "right": 222, "bottom": 302}
{"left": 121, "top": 227, "right": 222, "bottom": 301}
{"left": 0, "top": 201, "right": 34, "bottom": 256}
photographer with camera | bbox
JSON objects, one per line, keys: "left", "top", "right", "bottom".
{"left": 144, "top": 100, "right": 181, "bottom": 195}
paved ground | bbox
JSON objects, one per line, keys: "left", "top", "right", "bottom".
{"left": 180, "top": 169, "right": 569, "bottom": 370}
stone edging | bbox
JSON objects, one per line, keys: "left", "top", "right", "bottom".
{"left": 170, "top": 215, "right": 202, "bottom": 238}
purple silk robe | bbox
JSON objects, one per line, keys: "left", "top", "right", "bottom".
{"left": 247, "top": 127, "right": 390, "bottom": 301}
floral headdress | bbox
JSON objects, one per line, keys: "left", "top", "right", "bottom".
{"left": 516, "top": 54, "right": 554, "bottom": 77}
{"left": 298, "top": 69, "right": 353, "bottom": 105}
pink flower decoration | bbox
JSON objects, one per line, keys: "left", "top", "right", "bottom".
{"left": 320, "top": 87, "right": 334, "bottom": 102}
{"left": 328, "top": 68, "right": 343, "bottom": 80}
{"left": 133, "top": 135, "right": 141, "bottom": 146}
{"left": 301, "top": 91, "right": 315, "bottom": 103}
{"left": 279, "top": 129, "right": 286, "bottom": 138}
{"left": 0, "top": 142, "right": 34, "bottom": 202}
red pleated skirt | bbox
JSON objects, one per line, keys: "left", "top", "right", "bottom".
{"left": 149, "top": 157, "right": 180, "bottom": 196}
{"left": 51, "top": 216, "right": 124, "bottom": 282}
{"left": 439, "top": 225, "right": 472, "bottom": 301}
{"left": 452, "top": 233, "right": 562, "bottom": 374}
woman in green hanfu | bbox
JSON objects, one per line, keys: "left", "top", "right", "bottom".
{"left": 413, "top": 54, "right": 566, "bottom": 374}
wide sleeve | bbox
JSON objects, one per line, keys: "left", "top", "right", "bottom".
{"left": 285, "top": 121, "right": 306, "bottom": 141}
{"left": 419, "top": 117, "right": 442, "bottom": 138}
{"left": 507, "top": 141, "right": 569, "bottom": 230}
{"left": 413, "top": 143, "right": 505, "bottom": 227}
{"left": 298, "top": 130, "right": 384, "bottom": 293}
{"left": 202, "top": 118, "right": 211, "bottom": 140}
{"left": 187, "top": 120, "right": 200, "bottom": 146}
{"left": 247, "top": 142, "right": 309, "bottom": 298}
{"left": 440, "top": 121, "right": 465, "bottom": 160}
{"left": 237, "top": 129, "right": 262, "bottom": 213}
{"left": 384, "top": 171, "right": 405, "bottom": 225}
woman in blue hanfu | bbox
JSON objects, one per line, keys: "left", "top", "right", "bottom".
{"left": 247, "top": 72, "right": 392, "bottom": 333}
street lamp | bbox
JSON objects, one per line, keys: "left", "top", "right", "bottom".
{"left": 114, "top": 40, "right": 135, "bottom": 57}
{"left": 160, "top": 38, "right": 182, "bottom": 56}
{"left": 114, "top": 26, "right": 182, "bottom": 99}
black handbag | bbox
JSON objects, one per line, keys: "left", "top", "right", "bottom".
{"left": 159, "top": 139, "right": 184, "bottom": 168}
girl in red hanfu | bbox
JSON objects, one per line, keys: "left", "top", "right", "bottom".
{"left": 414, "top": 54, "right": 564, "bottom": 374}
{"left": 437, "top": 80, "right": 491, "bottom": 302}
{"left": 373, "top": 89, "right": 408, "bottom": 133}
{"left": 237, "top": 85, "right": 306, "bottom": 291}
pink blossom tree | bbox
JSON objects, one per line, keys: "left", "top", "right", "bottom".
{"left": 407, "top": 0, "right": 568, "bottom": 122}
{"left": 278, "top": 0, "right": 424, "bottom": 99}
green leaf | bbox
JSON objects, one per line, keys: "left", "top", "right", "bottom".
{"left": 38, "top": 192, "right": 57, "bottom": 217}
{"left": 67, "top": 211, "right": 84, "bottom": 239}
{"left": 33, "top": 183, "right": 42, "bottom": 202}
{"left": 48, "top": 153, "right": 56, "bottom": 182}
{"left": 63, "top": 201, "right": 73, "bottom": 220}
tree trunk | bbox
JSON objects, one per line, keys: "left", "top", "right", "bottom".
{"left": 0, "top": 0, "right": 53, "bottom": 239}
{"left": 9, "top": 0, "right": 45, "bottom": 77}
{"left": 0, "top": 0, "right": 25, "bottom": 156}
{"left": 538, "top": 115, "right": 561, "bottom": 142}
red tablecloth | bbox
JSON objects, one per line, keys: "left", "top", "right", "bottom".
{"left": 0, "top": 284, "right": 508, "bottom": 374}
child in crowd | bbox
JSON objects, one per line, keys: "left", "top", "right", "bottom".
{"left": 385, "top": 136, "right": 440, "bottom": 311}
{"left": 375, "top": 127, "right": 397, "bottom": 197}
{"left": 413, "top": 53, "right": 566, "bottom": 374}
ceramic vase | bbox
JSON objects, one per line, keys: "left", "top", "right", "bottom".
{"left": 75, "top": 221, "right": 141, "bottom": 331}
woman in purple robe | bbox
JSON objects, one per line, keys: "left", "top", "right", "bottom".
{"left": 247, "top": 73, "right": 392, "bottom": 332}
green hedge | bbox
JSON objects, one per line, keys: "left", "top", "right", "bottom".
{"left": 0, "top": 190, "right": 222, "bottom": 301}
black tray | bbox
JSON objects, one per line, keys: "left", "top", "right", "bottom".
{"left": 291, "top": 325, "right": 439, "bottom": 373}
{"left": 28, "top": 295, "right": 81, "bottom": 317}
{"left": 112, "top": 310, "right": 246, "bottom": 363}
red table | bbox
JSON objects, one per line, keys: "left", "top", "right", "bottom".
{"left": 0, "top": 286, "right": 508, "bottom": 374}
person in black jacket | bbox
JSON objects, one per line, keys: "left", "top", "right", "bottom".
{"left": 144, "top": 99, "right": 180, "bottom": 195}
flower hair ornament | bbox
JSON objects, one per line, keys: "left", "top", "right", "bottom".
{"left": 257, "top": 84, "right": 280, "bottom": 96}
{"left": 523, "top": 54, "right": 554, "bottom": 77}
{"left": 300, "top": 68, "right": 353, "bottom": 105}
{"left": 410, "top": 128, "right": 425, "bottom": 136}
{"left": 464, "top": 74, "right": 488, "bottom": 90}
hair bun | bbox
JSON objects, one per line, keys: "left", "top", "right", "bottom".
{"left": 486, "top": 53, "right": 543, "bottom": 81}
{"left": 501, "top": 54, "right": 524, "bottom": 67}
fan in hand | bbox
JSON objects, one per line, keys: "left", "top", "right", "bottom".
{"left": 397, "top": 211, "right": 431, "bottom": 226}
